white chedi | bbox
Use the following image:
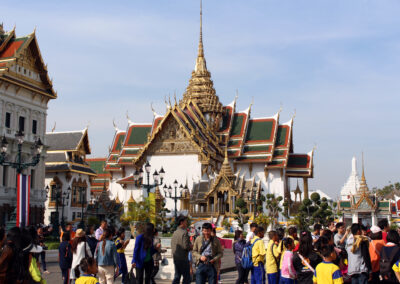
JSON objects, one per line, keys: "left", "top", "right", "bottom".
{"left": 340, "top": 156, "right": 360, "bottom": 200}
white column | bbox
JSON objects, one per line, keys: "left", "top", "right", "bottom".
{"left": 352, "top": 212, "right": 358, "bottom": 223}
{"left": 371, "top": 213, "right": 377, "bottom": 226}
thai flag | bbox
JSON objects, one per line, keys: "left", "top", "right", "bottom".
{"left": 16, "top": 174, "right": 30, "bottom": 227}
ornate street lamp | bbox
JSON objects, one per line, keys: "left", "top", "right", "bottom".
{"left": 135, "top": 161, "right": 165, "bottom": 195}
{"left": 164, "top": 180, "right": 183, "bottom": 219}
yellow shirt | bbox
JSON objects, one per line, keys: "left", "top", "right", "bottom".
{"left": 29, "top": 257, "right": 46, "bottom": 284}
{"left": 266, "top": 240, "right": 280, "bottom": 274}
{"left": 251, "top": 236, "right": 266, "bottom": 266}
{"left": 115, "top": 237, "right": 125, "bottom": 254}
{"left": 76, "top": 275, "right": 99, "bottom": 284}
{"left": 393, "top": 260, "right": 400, "bottom": 272}
{"left": 313, "top": 261, "right": 343, "bottom": 284}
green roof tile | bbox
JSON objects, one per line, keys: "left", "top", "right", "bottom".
{"left": 231, "top": 114, "right": 244, "bottom": 136}
{"left": 127, "top": 126, "right": 151, "bottom": 146}
{"left": 246, "top": 120, "right": 274, "bottom": 142}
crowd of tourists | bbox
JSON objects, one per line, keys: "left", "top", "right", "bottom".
{"left": 233, "top": 219, "right": 400, "bottom": 284}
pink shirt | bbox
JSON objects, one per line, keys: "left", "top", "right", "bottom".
{"left": 281, "top": 251, "right": 296, "bottom": 279}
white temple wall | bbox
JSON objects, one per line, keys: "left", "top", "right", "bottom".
{"left": 266, "top": 169, "right": 286, "bottom": 198}
{"left": 146, "top": 154, "right": 202, "bottom": 213}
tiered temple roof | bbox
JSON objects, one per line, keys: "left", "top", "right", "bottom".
{"left": 87, "top": 158, "right": 111, "bottom": 192}
{"left": 0, "top": 24, "right": 56, "bottom": 99}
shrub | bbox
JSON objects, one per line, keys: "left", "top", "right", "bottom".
{"left": 46, "top": 242, "right": 60, "bottom": 250}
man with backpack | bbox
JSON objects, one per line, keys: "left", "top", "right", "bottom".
{"left": 379, "top": 229, "right": 400, "bottom": 283}
{"left": 192, "top": 222, "right": 223, "bottom": 284}
{"left": 251, "top": 226, "right": 266, "bottom": 284}
{"left": 266, "top": 230, "right": 280, "bottom": 284}
{"left": 346, "top": 223, "right": 372, "bottom": 284}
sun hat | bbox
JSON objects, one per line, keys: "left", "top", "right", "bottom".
{"left": 370, "top": 225, "right": 381, "bottom": 234}
{"left": 75, "top": 228, "right": 85, "bottom": 238}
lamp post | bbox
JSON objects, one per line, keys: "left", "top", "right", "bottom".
{"left": 247, "top": 185, "right": 259, "bottom": 219}
{"left": 79, "top": 186, "right": 86, "bottom": 229}
{"left": 134, "top": 161, "right": 165, "bottom": 196}
{"left": 1, "top": 131, "right": 43, "bottom": 228}
{"left": 164, "top": 180, "right": 182, "bottom": 219}
{"left": 46, "top": 184, "right": 61, "bottom": 237}
{"left": 60, "top": 187, "right": 70, "bottom": 230}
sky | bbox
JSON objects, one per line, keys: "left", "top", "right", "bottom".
{"left": 3, "top": 0, "right": 400, "bottom": 198}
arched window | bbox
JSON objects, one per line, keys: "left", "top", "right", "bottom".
{"left": 71, "top": 178, "right": 87, "bottom": 207}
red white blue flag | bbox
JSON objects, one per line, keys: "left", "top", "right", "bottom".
{"left": 16, "top": 174, "right": 30, "bottom": 227}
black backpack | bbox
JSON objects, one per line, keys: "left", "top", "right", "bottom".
{"left": 380, "top": 246, "right": 400, "bottom": 281}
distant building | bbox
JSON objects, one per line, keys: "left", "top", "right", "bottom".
{"left": 44, "top": 128, "right": 96, "bottom": 225}
{"left": 340, "top": 157, "right": 360, "bottom": 200}
{"left": 338, "top": 156, "right": 391, "bottom": 226}
{"left": 0, "top": 24, "right": 57, "bottom": 226}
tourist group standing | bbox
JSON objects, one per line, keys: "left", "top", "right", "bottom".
{"left": 232, "top": 218, "right": 400, "bottom": 284}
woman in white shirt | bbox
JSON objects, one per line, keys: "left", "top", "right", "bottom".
{"left": 70, "top": 228, "right": 92, "bottom": 282}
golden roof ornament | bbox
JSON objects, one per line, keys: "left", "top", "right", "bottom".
{"left": 219, "top": 149, "right": 235, "bottom": 179}
{"left": 127, "top": 192, "right": 135, "bottom": 203}
{"left": 359, "top": 152, "right": 369, "bottom": 193}
{"left": 115, "top": 194, "right": 121, "bottom": 204}
{"left": 180, "top": 0, "right": 223, "bottom": 116}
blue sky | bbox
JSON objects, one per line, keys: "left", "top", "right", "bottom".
{"left": 3, "top": 0, "right": 400, "bottom": 198}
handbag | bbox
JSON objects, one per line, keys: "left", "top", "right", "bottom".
{"left": 126, "top": 267, "right": 137, "bottom": 284}
{"left": 161, "top": 257, "right": 169, "bottom": 266}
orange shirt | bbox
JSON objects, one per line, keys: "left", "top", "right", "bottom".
{"left": 60, "top": 230, "right": 76, "bottom": 243}
{"left": 369, "top": 239, "right": 385, "bottom": 272}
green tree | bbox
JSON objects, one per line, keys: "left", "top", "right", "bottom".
{"left": 293, "top": 192, "right": 333, "bottom": 231}
{"left": 372, "top": 182, "right": 400, "bottom": 198}
{"left": 234, "top": 197, "right": 249, "bottom": 229}
{"left": 265, "top": 194, "right": 283, "bottom": 229}
{"left": 120, "top": 198, "right": 155, "bottom": 234}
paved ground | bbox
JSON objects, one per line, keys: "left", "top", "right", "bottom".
{"left": 42, "top": 263, "right": 240, "bottom": 283}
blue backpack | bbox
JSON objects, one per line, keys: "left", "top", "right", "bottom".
{"left": 241, "top": 238, "right": 261, "bottom": 269}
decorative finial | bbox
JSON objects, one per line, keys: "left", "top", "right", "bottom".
{"left": 51, "top": 122, "right": 56, "bottom": 133}
{"left": 292, "top": 108, "right": 296, "bottom": 119}
{"left": 126, "top": 111, "right": 132, "bottom": 124}
{"left": 361, "top": 152, "right": 366, "bottom": 181}
{"left": 151, "top": 102, "right": 157, "bottom": 116}
{"left": 86, "top": 121, "right": 90, "bottom": 129}
{"left": 112, "top": 119, "right": 118, "bottom": 131}
{"left": 235, "top": 90, "right": 239, "bottom": 102}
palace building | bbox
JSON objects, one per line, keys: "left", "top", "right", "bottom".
{"left": 0, "top": 24, "right": 57, "bottom": 225}
{"left": 99, "top": 6, "right": 315, "bottom": 220}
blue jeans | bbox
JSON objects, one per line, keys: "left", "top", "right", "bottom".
{"left": 251, "top": 263, "right": 266, "bottom": 284}
{"left": 118, "top": 253, "right": 128, "bottom": 283}
{"left": 267, "top": 272, "right": 279, "bottom": 284}
{"left": 196, "top": 263, "right": 216, "bottom": 284}
{"left": 351, "top": 273, "right": 368, "bottom": 284}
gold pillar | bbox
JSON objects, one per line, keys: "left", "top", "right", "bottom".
{"left": 303, "top": 177, "right": 309, "bottom": 199}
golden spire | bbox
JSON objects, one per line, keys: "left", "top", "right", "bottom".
{"left": 115, "top": 194, "right": 121, "bottom": 204}
{"left": 359, "top": 152, "right": 369, "bottom": 192}
{"left": 220, "top": 149, "right": 235, "bottom": 178}
{"left": 127, "top": 192, "right": 135, "bottom": 203}
{"left": 181, "top": 0, "right": 223, "bottom": 116}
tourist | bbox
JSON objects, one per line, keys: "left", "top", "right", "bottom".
{"left": 95, "top": 228, "right": 119, "bottom": 284}
{"left": 171, "top": 215, "right": 192, "bottom": 284}
{"left": 115, "top": 227, "right": 130, "bottom": 284}
{"left": 36, "top": 226, "right": 50, "bottom": 274}
{"left": 96, "top": 220, "right": 108, "bottom": 241}
{"left": 192, "top": 222, "right": 223, "bottom": 284}
{"left": 368, "top": 226, "right": 385, "bottom": 284}
{"left": 70, "top": 228, "right": 93, "bottom": 282}
{"left": 312, "top": 224, "right": 322, "bottom": 243}
{"left": 313, "top": 244, "right": 343, "bottom": 284}
{"left": 211, "top": 227, "right": 224, "bottom": 284}
{"left": 280, "top": 237, "right": 296, "bottom": 284}
{"left": 378, "top": 219, "right": 390, "bottom": 243}
{"left": 266, "top": 230, "right": 279, "bottom": 284}
{"left": 250, "top": 226, "right": 266, "bottom": 284}
{"left": 60, "top": 222, "right": 76, "bottom": 242}
{"left": 0, "top": 227, "right": 31, "bottom": 283}
{"left": 379, "top": 230, "right": 400, "bottom": 283}
{"left": 86, "top": 225, "right": 98, "bottom": 256}
{"left": 293, "top": 231, "right": 322, "bottom": 284}
{"left": 287, "top": 227, "right": 299, "bottom": 247}
{"left": 334, "top": 222, "right": 350, "bottom": 250}
{"left": 132, "top": 222, "right": 159, "bottom": 284}
{"left": 345, "top": 223, "right": 372, "bottom": 283}
{"left": 59, "top": 232, "right": 73, "bottom": 284}
{"left": 246, "top": 222, "right": 258, "bottom": 243}
{"left": 28, "top": 242, "right": 47, "bottom": 284}
{"left": 151, "top": 228, "right": 166, "bottom": 284}
{"left": 233, "top": 229, "right": 249, "bottom": 284}
{"left": 74, "top": 257, "right": 99, "bottom": 284}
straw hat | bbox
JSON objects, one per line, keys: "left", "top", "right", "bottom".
{"left": 75, "top": 228, "right": 85, "bottom": 238}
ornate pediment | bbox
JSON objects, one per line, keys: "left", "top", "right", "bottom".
{"left": 143, "top": 116, "right": 200, "bottom": 156}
